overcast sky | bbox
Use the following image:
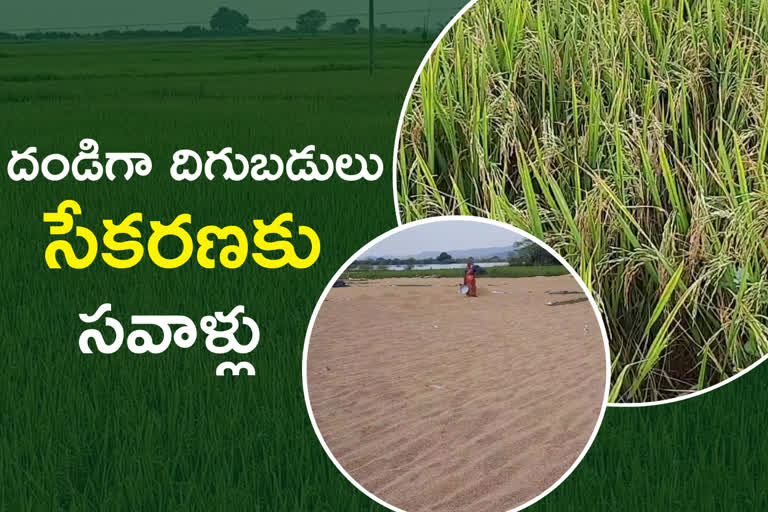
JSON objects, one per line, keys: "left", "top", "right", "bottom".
{"left": 1, "top": 1, "right": 468, "bottom": 32}
{"left": 362, "top": 221, "right": 525, "bottom": 258}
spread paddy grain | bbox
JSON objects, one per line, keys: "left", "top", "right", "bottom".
{"left": 307, "top": 276, "right": 606, "bottom": 512}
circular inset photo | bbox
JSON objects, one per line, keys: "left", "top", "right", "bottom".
{"left": 394, "top": 0, "right": 768, "bottom": 404}
{"left": 304, "top": 218, "right": 609, "bottom": 512}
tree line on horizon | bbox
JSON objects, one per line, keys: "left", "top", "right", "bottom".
{"left": 353, "top": 251, "right": 502, "bottom": 267}
{"left": 0, "top": 6, "right": 445, "bottom": 41}
{"left": 352, "top": 241, "right": 561, "bottom": 268}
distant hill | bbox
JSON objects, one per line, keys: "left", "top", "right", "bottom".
{"left": 407, "top": 244, "right": 522, "bottom": 260}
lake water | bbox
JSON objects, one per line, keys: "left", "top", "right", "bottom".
{"left": 382, "top": 262, "right": 509, "bottom": 271}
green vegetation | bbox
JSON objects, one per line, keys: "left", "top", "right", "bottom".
{"left": 0, "top": 37, "right": 426, "bottom": 510}
{"left": 508, "top": 239, "right": 560, "bottom": 265}
{"left": 4, "top": 32, "right": 768, "bottom": 512}
{"left": 0, "top": 5, "right": 452, "bottom": 41}
{"left": 343, "top": 264, "right": 568, "bottom": 279}
{"left": 398, "top": 0, "right": 768, "bottom": 402}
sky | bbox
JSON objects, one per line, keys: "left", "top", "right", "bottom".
{"left": 361, "top": 221, "right": 525, "bottom": 258}
{"left": 0, "top": 0, "right": 468, "bottom": 33}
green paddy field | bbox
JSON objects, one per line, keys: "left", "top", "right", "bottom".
{"left": 1, "top": 33, "right": 768, "bottom": 511}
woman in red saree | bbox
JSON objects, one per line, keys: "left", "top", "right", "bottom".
{"left": 464, "top": 259, "right": 478, "bottom": 297}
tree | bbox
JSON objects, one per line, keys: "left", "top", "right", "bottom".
{"left": 436, "top": 252, "right": 452, "bottom": 262}
{"left": 330, "top": 18, "right": 361, "bottom": 34}
{"left": 296, "top": 10, "right": 327, "bottom": 34}
{"left": 509, "top": 241, "right": 559, "bottom": 266}
{"left": 210, "top": 7, "right": 249, "bottom": 33}
{"left": 181, "top": 25, "right": 207, "bottom": 37}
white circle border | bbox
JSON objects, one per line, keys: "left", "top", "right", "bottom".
{"left": 302, "top": 216, "right": 611, "bottom": 512}
{"left": 388, "top": 0, "right": 768, "bottom": 408}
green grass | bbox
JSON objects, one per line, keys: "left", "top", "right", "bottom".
{"left": 343, "top": 264, "right": 568, "bottom": 279}
{"left": 5, "top": 32, "right": 768, "bottom": 512}
{"left": 0, "top": 37, "right": 427, "bottom": 510}
{"left": 398, "top": 0, "right": 768, "bottom": 402}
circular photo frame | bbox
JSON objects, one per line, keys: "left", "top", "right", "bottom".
{"left": 304, "top": 216, "right": 610, "bottom": 512}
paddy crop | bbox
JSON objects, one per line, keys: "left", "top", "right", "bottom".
{"left": 397, "top": 0, "right": 768, "bottom": 402}
{"left": 0, "top": 36, "right": 426, "bottom": 510}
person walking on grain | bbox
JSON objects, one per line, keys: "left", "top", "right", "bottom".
{"left": 464, "top": 258, "right": 479, "bottom": 297}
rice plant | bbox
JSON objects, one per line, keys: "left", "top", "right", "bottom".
{"left": 397, "top": 0, "right": 768, "bottom": 402}
{"left": 0, "top": 38, "right": 425, "bottom": 509}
